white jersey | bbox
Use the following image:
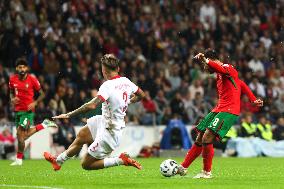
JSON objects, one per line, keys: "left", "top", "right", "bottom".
{"left": 97, "top": 76, "right": 138, "bottom": 130}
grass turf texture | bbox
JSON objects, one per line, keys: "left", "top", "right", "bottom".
{"left": 1, "top": 157, "right": 284, "bottom": 189}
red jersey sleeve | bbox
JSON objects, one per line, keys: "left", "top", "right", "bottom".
{"left": 240, "top": 80, "right": 257, "bottom": 102}
{"left": 31, "top": 76, "right": 41, "bottom": 91}
{"left": 208, "top": 60, "right": 238, "bottom": 77}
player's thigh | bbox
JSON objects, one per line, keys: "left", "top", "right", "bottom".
{"left": 207, "top": 112, "right": 238, "bottom": 139}
{"left": 17, "top": 112, "right": 34, "bottom": 129}
{"left": 196, "top": 112, "right": 217, "bottom": 132}
{"left": 75, "top": 126, "right": 93, "bottom": 145}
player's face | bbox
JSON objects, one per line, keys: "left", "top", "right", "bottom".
{"left": 16, "top": 65, "right": 28, "bottom": 76}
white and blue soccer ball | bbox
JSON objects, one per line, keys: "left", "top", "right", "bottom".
{"left": 160, "top": 159, "right": 178, "bottom": 177}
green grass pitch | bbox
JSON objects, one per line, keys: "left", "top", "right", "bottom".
{"left": 1, "top": 157, "right": 284, "bottom": 189}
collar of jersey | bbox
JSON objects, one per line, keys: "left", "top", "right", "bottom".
{"left": 110, "top": 75, "right": 121, "bottom": 80}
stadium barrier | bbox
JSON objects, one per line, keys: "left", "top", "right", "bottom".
{"left": 5, "top": 125, "right": 194, "bottom": 159}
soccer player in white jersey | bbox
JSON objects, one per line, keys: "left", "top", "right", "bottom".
{"left": 44, "top": 54, "right": 145, "bottom": 171}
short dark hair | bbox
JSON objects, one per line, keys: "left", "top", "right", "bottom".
{"left": 15, "top": 58, "right": 28, "bottom": 67}
{"left": 204, "top": 49, "right": 219, "bottom": 60}
{"left": 100, "top": 54, "right": 119, "bottom": 71}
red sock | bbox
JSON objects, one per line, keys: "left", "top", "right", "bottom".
{"left": 35, "top": 124, "right": 44, "bottom": 131}
{"left": 17, "top": 152, "right": 24, "bottom": 159}
{"left": 202, "top": 143, "right": 214, "bottom": 172}
{"left": 181, "top": 143, "right": 202, "bottom": 168}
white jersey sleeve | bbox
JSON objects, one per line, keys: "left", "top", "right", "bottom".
{"left": 97, "top": 82, "right": 110, "bottom": 101}
{"left": 129, "top": 80, "right": 139, "bottom": 94}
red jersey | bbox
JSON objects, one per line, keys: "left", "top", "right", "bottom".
{"left": 9, "top": 74, "right": 41, "bottom": 112}
{"left": 208, "top": 60, "right": 257, "bottom": 115}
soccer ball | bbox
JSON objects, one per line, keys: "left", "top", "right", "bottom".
{"left": 160, "top": 159, "right": 178, "bottom": 177}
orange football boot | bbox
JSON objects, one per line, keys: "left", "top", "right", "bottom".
{"left": 44, "top": 152, "right": 61, "bottom": 171}
{"left": 119, "top": 152, "right": 142, "bottom": 170}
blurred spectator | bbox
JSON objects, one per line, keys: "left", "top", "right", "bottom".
{"left": 273, "top": 117, "right": 284, "bottom": 141}
{"left": 199, "top": 0, "right": 216, "bottom": 30}
{"left": 274, "top": 94, "right": 284, "bottom": 115}
{"left": 28, "top": 47, "right": 44, "bottom": 74}
{"left": 52, "top": 119, "right": 76, "bottom": 150}
{"left": 239, "top": 114, "right": 257, "bottom": 137}
{"left": 170, "top": 92, "right": 187, "bottom": 122}
{"left": 0, "top": 127, "right": 15, "bottom": 159}
{"left": 35, "top": 101, "right": 53, "bottom": 123}
{"left": 141, "top": 91, "right": 157, "bottom": 125}
{"left": 248, "top": 55, "right": 265, "bottom": 76}
{"left": 249, "top": 78, "right": 266, "bottom": 98}
{"left": 256, "top": 115, "right": 273, "bottom": 141}
{"left": 0, "top": 0, "right": 284, "bottom": 126}
{"left": 188, "top": 80, "right": 204, "bottom": 100}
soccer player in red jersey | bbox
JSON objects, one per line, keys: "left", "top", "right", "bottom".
{"left": 9, "top": 58, "right": 57, "bottom": 166}
{"left": 177, "top": 49, "right": 263, "bottom": 178}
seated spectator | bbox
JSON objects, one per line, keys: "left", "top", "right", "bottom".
{"left": 154, "top": 90, "right": 169, "bottom": 124}
{"left": 274, "top": 94, "right": 284, "bottom": 115}
{"left": 52, "top": 119, "right": 76, "bottom": 150}
{"left": 141, "top": 91, "right": 157, "bottom": 125}
{"left": 35, "top": 101, "right": 53, "bottom": 123}
{"left": 0, "top": 127, "right": 15, "bottom": 159}
{"left": 249, "top": 78, "right": 266, "bottom": 98}
{"left": 161, "top": 107, "right": 172, "bottom": 125}
{"left": 273, "top": 117, "right": 284, "bottom": 141}
{"left": 239, "top": 114, "right": 257, "bottom": 137}
{"left": 256, "top": 115, "right": 273, "bottom": 141}
{"left": 170, "top": 92, "right": 188, "bottom": 123}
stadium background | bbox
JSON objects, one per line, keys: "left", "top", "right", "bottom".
{"left": 0, "top": 0, "right": 284, "bottom": 157}
{"left": 1, "top": 1, "right": 284, "bottom": 189}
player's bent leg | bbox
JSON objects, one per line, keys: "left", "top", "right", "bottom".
{"left": 64, "top": 125, "right": 93, "bottom": 157}
{"left": 44, "top": 125, "right": 93, "bottom": 171}
{"left": 81, "top": 152, "right": 142, "bottom": 170}
{"left": 81, "top": 153, "right": 104, "bottom": 170}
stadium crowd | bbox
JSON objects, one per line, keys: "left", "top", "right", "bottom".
{"left": 0, "top": 0, "right": 284, "bottom": 136}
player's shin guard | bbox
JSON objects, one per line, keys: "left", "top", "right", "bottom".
{"left": 181, "top": 142, "right": 202, "bottom": 168}
{"left": 202, "top": 143, "right": 214, "bottom": 172}
{"left": 56, "top": 151, "right": 70, "bottom": 165}
{"left": 103, "top": 157, "right": 124, "bottom": 168}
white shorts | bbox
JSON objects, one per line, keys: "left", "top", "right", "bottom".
{"left": 87, "top": 115, "right": 121, "bottom": 159}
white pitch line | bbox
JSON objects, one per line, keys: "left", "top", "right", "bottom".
{"left": 0, "top": 184, "right": 63, "bottom": 189}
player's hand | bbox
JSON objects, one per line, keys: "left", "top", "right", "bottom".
{"left": 52, "top": 114, "right": 70, "bottom": 119}
{"left": 27, "top": 102, "right": 37, "bottom": 110}
{"left": 194, "top": 53, "right": 207, "bottom": 64}
{"left": 253, "top": 99, "right": 263, "bottom": 107}
{"left": 11, "top": 97, "right": 20, "bottom": 105}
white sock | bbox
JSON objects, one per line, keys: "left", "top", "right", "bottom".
{"left": 103, "top": 157, "right": 124, "bottom": 168}
{"left": 56, "top": 151, "right": 70, "bottom": 165}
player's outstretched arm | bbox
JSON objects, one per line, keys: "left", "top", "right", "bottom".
{"left": 130, "top": 88, "right": 145, "bottom": 104}
{"left": 240, "top": 80, "right": 263, "bottom": 106}
{"left": 194, "top": 53, "right": 237, "bottom": 76}
{"left": 52, "top": 97, "right": 104, "bottom": 119}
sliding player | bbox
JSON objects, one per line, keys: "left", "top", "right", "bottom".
{"left": 44, "top": 54, "right": 145, "bottom": 171}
